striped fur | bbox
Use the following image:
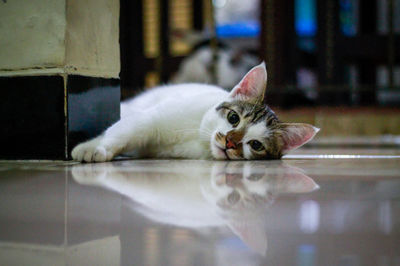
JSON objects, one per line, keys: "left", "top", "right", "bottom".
{"left": 214, "top": 100, "right": 284, "bottom": 159}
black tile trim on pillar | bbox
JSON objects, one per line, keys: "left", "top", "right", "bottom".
{"left": 0, "top": 75, "right": 120, "bottom": 160}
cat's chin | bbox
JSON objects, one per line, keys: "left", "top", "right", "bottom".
{"left": 211, "top": 143, "right": 247, "bottom": 160}
{"left": 211, "top": 143, "right": 229, "bottom": 160}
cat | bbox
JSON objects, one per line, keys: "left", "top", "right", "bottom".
{"left": 72, "top": 62, "right": 319, "bottom": 162}
{"left": 169, "top": 29, "right": 259, "bottom": 89}
{"left": 71, "top": 160, "right": 319, "bottom": 255}
{"left": 171, "top": 40, "right": 259, "bottom": 89}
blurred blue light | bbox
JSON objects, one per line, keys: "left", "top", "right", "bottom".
{"left": 295, "top": 0, "right": 317, "bottom": 36}
{"left": 216, "top": 21, "right": 260, "bottom": 38}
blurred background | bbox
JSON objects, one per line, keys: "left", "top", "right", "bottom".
{"left": 120, "top": 0, "right": 400, "bottom": 139}
{"left": 1, "top": 0, "right": 399, "bottom": 160}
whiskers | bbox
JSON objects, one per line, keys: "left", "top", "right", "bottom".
{"left": 173, "top": 128, "right": 214, "bottom": 142}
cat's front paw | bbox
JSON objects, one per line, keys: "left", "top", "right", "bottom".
{"left": 71, "top": 139, "right": 114, "bottom": 163}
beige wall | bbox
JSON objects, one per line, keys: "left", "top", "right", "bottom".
{"left": 0, "top": 0, "right": 120, "bottom": 78}
{"left": 65, "top": 0, "right": 120, "bottom": 78}
{"left": 0, "top": 0, "right": 66, "bottom": 71}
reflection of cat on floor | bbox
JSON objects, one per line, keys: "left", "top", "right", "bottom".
{"left": 72, "top": 161, "right": 318, "bottom": 255}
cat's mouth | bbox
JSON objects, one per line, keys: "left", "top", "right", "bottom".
{"left": 213, "top": 131, "right": 245, "bottom": 160}
{"left": 221, "top": 147, "right": 231, "bottom": 160}
{"left": 211, "top": 142, "right": 230, "bottom": 160}
{"left": 213, "top": 133, "right": 230, "bottom": 160}
{"left": 217, "top": 146, "right": 230, "bottom": 160}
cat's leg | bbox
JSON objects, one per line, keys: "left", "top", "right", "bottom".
{"left": 71, "top": 115, "right": 155, "bottom": 162}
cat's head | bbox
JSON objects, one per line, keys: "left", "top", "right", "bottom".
{"left": 205, "top": 62, "right": 319, "bottom": 160}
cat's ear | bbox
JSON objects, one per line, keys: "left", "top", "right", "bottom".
{"left": 229, "top": 62, "right": 267, "bottom": 102}
{"left": 278, "top": 123, "right": 320, "bottom": 153}
{"left": 280, "top": 166, "right": 319, "bottom": 193}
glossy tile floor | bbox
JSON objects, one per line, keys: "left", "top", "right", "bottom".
{"left": 0, "top": 148, "right": 400, "bottom": 266}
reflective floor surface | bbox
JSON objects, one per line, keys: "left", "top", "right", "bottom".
{"left": 0, "top": 148, "right": 400, "bottom": 266}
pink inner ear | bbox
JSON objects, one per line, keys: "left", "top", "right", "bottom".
{"left": 282, "top": 170, "right": 319, "bottom": 193}
{"left": 230, "top": 63, "right": 267, "bottom": 99}
{"left": 282, "top": 124, "right": 319, "bottom": 152}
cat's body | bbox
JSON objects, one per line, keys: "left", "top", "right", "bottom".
{"left": 72, "top": 63, "right": 319, "bottom": 162}
{"left": 121, "top": 83, "right": 227, "bottom": 158}
{"left": 73, "top": 83, "right": 227, "bottom": 161}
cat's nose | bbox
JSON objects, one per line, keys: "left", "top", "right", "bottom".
{"left": 226, "top": 130, "right": 243, "bottom": 150}
{"left": 226, "top": 137, "right": 237, "bottom": 149}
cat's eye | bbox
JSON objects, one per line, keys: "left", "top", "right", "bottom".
{"left": 227, "top": 111, "right": 240, "bottom": 126}
{"left": 248, "top": 140, "right": 264, "bottom": 151}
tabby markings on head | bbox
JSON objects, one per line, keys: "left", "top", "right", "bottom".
{"left": 215, "top": 100, "right": 283, "bottom": 159}
{"left": 211, "top": 62, "right": 319, "bottom": 160}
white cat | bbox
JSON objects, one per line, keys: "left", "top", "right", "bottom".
{"left": 72, "top": 62, "right": 319, "bottom": 162}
